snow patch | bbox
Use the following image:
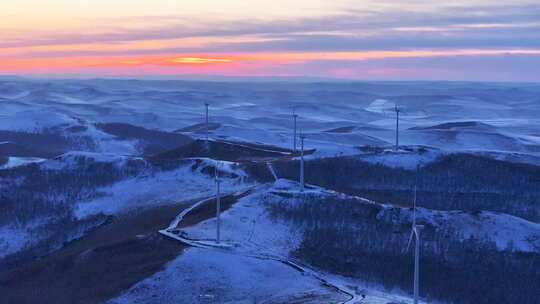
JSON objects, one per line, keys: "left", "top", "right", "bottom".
{"left": 182, "top": 183, "right": 304, "bottom": 257}
{"left": 110, "top": 248, "right": 345, "bottom": 304}
{"left": 74, "top": 160, "right": 252, "bottom": 218}
{"left": 0, "top": 225, "right": 29, "bottom": 258}
{"left": 404, "top": 208, "right": 540, "bottom": 253}
{"left": 41, "top": 151, "right": 135, "bottom": 170}
{"left": 0, "top": 157, "right": 46, "bottom": 169}
{"left": 365, "top": 99, "right": 394, "bottom": 113}
{"left": 356, "top": 150, "right": 441, "bottom": 169}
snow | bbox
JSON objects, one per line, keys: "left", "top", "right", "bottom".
{"left": 159, "top": 180, "right": 426, "bottom": 303}
{"left": 0, "top": 225, "right": 29, "bottom": 258}
{"left": 178, "top": 177, "right": 539, "bottom": 304}
{"left": 74, "top": 159, "right": 253, "bottom": 218}
{"left": 451, "top": 211, "right": 540, "bottom": 252}
{"left": 250, "top": 180, "right": 532, "bottom": 263}
{"left": 405, "top": 208, "right": 540, "bottom": 253}
{"left": 41, "top": 151, "right": 135, "bottom": 170}
{"left": 182, "top": 182, "right": 304, "bottom": 257}
{"left": 355, "top": 150, "right": 441, "bottom": 169}
{"left": 2, "top": 79, "right": 540, "bottom": 301}
{"left": 0, "top": 109, "right": 78, "bottom": 132}
{"left": 76, "top": 123, "right": 139, "bottom": 155}
{"left": 322, "top": 273, "right": 431, "bottom": 304}
{"left": 0, "top": 157, "right": 46, "bottom": 169}
{"left": 50, "top": 93, "right": 92, "bottom": 105}
{"left": 302, "top": 134, "right": 381, "bottom": 159}
{"left": 110, "top": 248, "right": 346, "bottom": 304}
{"left": 0, "top": 216, "right": 62, "bottom": 259}
{"left": 59, "top": 151, "right": 133, "bottom": 163}
{"left": 518, "top": 134, "right": 540, "bottom": 145}
{"left": 198, "top": 157, "right": 248, "bottom": 176}
{"left": 2, "top": 80, "right": 540, "bottom": 161}
{"left": 365, "top": 99, "right": 394, "bottom": 113}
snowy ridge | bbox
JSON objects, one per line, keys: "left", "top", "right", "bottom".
{"left": 152, "top": 178, "right": 539, "bottom": 303}
{"left": 407, "top": 208, "right": 540, "bottom": 252}
{"left": 156, "top": 185, "right": 358, "bottom": 303}
{"left": 291, "top": 181, "right": 536, "bottom": 255}
{"left": 355, "top": 149, "right": 442, "bottom": 169}
{"left": 154, "top": 180, "right": 424, "bottom": 303}
{"left": 110, "top": 247, "right": 348, "bottom": 304}
{"left": 74, "top": 158, "right": 253, "bottom": 218}
{"left": 41, "top": 151, "right": 138, "bottom": 170}
{"left": 179, "top": 182, "right": 304, "bottom": 257}
{"left": 0, "top": 157, "right": 46, "bottom": 169}
{"left": 2, "top": 80, "right": 540, "bottom": 161}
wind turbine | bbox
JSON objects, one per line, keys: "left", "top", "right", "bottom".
{"left": 299, "top": 132, "right": 306, "bottom": 191}
{"left": 215, "top": 163, "right": 221, "bottom": 244}
{"left": 204, "top": 102, "right": 210, "bottom": 143}
{"left": 394, "top": 105, "right": 401, "bottom": 151}
{"left": 406, "top": 184, "right": 423, "bottom": 304}
{"left": 293, "top": 108, "right": 298, "bottom": 153}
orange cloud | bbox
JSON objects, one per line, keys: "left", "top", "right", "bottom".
{"left": 171, "top": 57, "right": 233, "bottom": 64}
{"left": 2, "top": 49, "right": 540, "bottom": 75}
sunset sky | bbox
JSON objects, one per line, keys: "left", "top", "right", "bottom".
{"left": 2, "top": 0, "right": 540, "bottom": 81}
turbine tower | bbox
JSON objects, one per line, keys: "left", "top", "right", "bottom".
{"left": 293, "top": 108, "right": 298, "bottom": 153}
{"left": 406, "top": 184, "right": 423, "bottom": 304}
{"left": 204, "top": 102, "right": 210, "bottom": 142}
{"left": 394, "top": 105, "right": 401, "bottom": 151}
{"left": 300, "top": 132, "right": 306, "bottom": 191}
{"left": 215, "top": 164, "right": 221, "bottom": 244}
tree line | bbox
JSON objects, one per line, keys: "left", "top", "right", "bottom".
{"left": 266, "top": 192, "right": 540, "bottom": 304}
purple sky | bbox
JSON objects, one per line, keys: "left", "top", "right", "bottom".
{"left": 2, "top": 1, "right": 540, "bottom": 81}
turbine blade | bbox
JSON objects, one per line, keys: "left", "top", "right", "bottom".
{"left": 406, "top": 230, "right": 414, "bottom": 252}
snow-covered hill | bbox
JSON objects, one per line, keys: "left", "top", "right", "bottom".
{"left": 2, "top": 79, "right": 540, "bottom": 303}
{"left": 183, "top": 179, "right": 540, "bottom": 256}
{"left": 75, "top": 158, "right": 253, "bottom": 218}
{"left": 0, "top": 153, "right": 251, "bottom": 264}
{"left": 112, "top": 178, "right": 540, "bottom": 303}
{"left": 2, "top": 79, "right": 540, "bottom": 160}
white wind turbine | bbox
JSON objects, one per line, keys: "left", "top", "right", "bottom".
{"left": 204, "top": 102, "right": 210, "bottom": 143}
{"left": 299, "top": 131, "right": 306, "bottom": 191}
{"left": 394, "top": 104, "right": 401, "bottom": 151}
{"left": 292, "top": 108, "right": 298, "bottom": 153}
{"left": 406, "top": 184, "right": 423, "bottom": 304}
{"left": 214, "top": 163, "right": 222, "bottom": 244}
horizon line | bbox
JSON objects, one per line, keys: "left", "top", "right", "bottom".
{"left": 3, "top": 74, "right": 540, "bottom": 85}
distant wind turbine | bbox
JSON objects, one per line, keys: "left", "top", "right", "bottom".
{"left": 204, "top": 102, "right": 210, "bottom": 143}
{"left": 406, "top": 184, "right": 423, "bottom": 304}
{"left": 299, "top": 132, "right": 306, "bottom": 191}
{"left": 215, "top": 163, "right": 221, "bottom": 244}
{"left": 293, "top": 108, "right": 298, "bottom": 153}
{"left": 394, "top": 105, "right": 401, "bottom": 151}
